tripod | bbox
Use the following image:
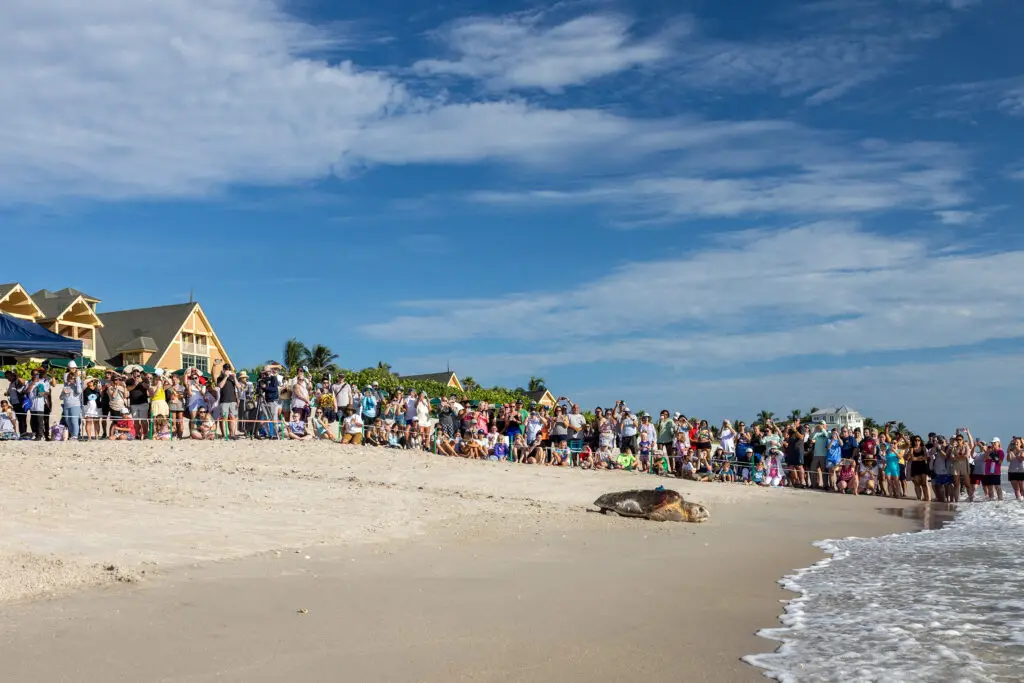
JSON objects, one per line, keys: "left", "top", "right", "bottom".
{"left": 250, "top": 387, "right": 277, "bottom": 439}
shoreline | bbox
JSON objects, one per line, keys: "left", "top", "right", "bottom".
{"left": 0, "top": 440, "right": 931, "bottom": 681}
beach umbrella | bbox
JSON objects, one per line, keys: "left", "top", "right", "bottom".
{"left": 430, "top": 397, "right": 442, "bottom": 406}
{"left": 172, "top": 368, "right": 211, "bottom": 379}
{"left": 43, "top": 357, "right": 95, "bottom": 369}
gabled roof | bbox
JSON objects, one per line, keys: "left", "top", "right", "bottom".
{"left": 116, "top": 335, "right": 159, "bottom": 352}
{"left": 525, "top": 388, "right": 556, "bottom": 404}
{"left": 31, "top": 289, "right": 103, "bottom": 326}
{"left": 98, "top": 303, "right": 196, "bottom": 365}
{"left": 51, "top": 287, "right": 100, "bottom": 302}
{"left": 0, "top": 283, "right": 45, "bottom": 319}
{"left": 401, "top": 371, "right": 459, "bottom": 384}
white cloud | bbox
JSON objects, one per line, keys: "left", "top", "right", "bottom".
{"left": 361, "top": 222, "right": 1024, "bottom": 369}
{"left": 935, "top": 209, "right": 979, "bottom": 225}
{"left": 471, "top": 139, "right": 969, "bottom": 220}
{"left": 0, "top": 0, "right": 700, "bottom": 201}
{"left": 412, "top": 13, "right": 675, "bottom": 93}
{"left": 670, "top": 0, "right": 973, "bottom": 104}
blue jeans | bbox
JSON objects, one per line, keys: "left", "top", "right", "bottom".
{"left": 63, "top": 405, "right": 82, "bottom": 439}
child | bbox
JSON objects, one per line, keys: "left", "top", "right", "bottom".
{"left": 752, "top": 460, "right": 767, "bottom": 486}
{"left": 597, "top": 445, "right": 619, "bottom": 470}
{"left": 388, "top": 426, "right": 402, "bottom": 448}
{"left": 720, "top": 460, "right": 736, "bottom": 483}
{"left": 154, "top": 415, "right": 171, "bottom": 440}
{"left": 550, "top": 440, "right": 571, "bottom": 467}
{"left": 577, "top": 444, "right": 594, "bottom": 470}
{"left": 680, "top": 456, "right": 696, "bottom": 480}
{"left": 112, "top": 409, "right": 136, "bottom": 440}
{"left": 492, "top": 437, "right": 510, "bottom": 461}
{"left": 766, "top": 448, "right": 784, "bottom": 487}
{"left": 859, "top": 457, "right": 879, "bottom": 495}
{"left": 0, "top": 400, "right": 18, "bottom": 440}
{"left": 638, "top": 433, "right": 653, "bottom": 472}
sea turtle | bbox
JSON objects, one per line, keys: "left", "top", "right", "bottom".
{"left": 593, "top": 488, "right": 709, "bottom": 523}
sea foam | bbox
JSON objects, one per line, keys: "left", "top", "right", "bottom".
{"left": 744, "top": 500, "right": 1024, "bottom": 682}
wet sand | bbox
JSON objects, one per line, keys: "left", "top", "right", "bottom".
{"left": 0, "top": 440, "right": 924, "bottom": 681}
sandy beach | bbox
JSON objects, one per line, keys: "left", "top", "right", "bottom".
{"left": 0, "top": 440, "right": 924, "bottom": 681}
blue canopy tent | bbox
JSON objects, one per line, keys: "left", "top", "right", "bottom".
{"left": 0, "top": 313, "right": 83, "bottom": 365}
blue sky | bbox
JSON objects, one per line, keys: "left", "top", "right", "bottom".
{"left": 3, "top": 0, "right": 1024, "bottom": 437}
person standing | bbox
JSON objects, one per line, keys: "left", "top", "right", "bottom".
{"left": 105, "top": 375, "right": 128, "bottom": 438}
{"left": 1007, "top": 437, "right": 1024, "bottom": 501}
{"left": 28, "top": 369, "right": 50, "bottom": 440}
{"left": 4, "top": 370, "right": 28, "bottom": 436}
{"left": 82, "top": 377, "right": 101, "bottom": 439}
{"left": 360, "top": 386, "right": 378, "bottom": 428}
{"left": 149, "top": 371, "right": 170, "bottom": 437}
{"left": 261, "top": 366, "right": 281, "bottom": 437}
{"left": 982, "top": 438, "right": 1005, "bottom": 502}
{"left": 125, "top": 369, "right": 151, "bottom": 439}
{"left": 810, "top": 422, "right": 830, "bottom": 489}
{"left": 60, "top": 362, "right": 84, "bottom": 440}
{"left": 216, "top": 364, "right": 240, "bottom": 438}
{"left": 290, "top": 367, "right": 311, "bottom": 424}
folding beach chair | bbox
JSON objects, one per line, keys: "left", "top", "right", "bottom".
{"left": 568, "top": 439, "right": 584, "bottom": 466}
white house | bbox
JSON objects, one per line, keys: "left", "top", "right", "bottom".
{"left": 808, "top": 405, "right": 865, "bottom": 433}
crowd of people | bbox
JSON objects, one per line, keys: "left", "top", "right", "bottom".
{"left": 3, "top": 364, "right": 1022, "bottom": 503}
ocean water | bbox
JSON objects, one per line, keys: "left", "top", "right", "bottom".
{"left": 745, "top": 499, "right": 1024, "bottom": 682}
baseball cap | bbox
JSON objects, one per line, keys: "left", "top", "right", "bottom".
{"left": 68, "top": 360, "right": 77, "bottom": 369}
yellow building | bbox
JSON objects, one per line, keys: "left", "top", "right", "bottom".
{"left": 32, "top": 288, "right": 104, "bottom": 362}
{"left": 0, "top": 283, "right": 45, "bottom": 321}
{"left": 0, "top": 283, "right": 232, "bottom": 373}
{"left": 97, "top": 302, "right": 233, "bottom": 373}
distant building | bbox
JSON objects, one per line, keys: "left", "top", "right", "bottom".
{"left": 525, "top": 388, "right": 557, "bottom": 407}
{"left": 399, "top": 371, "right": 464, "bottom": 392}
{"left": 807, "top": 405, "right": 864, "bottom": 433}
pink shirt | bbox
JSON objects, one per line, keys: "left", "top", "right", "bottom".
{"left": 984, "top": 449, "right": 1004, "bottom": 476}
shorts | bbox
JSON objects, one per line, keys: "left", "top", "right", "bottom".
{"left": 130, "top": 404, "right": 149, "bottom": 420}
{"left": 219, "top": 402, "right": 238, "bottom": 419}
{"left": 150, "top": 400, "right": 169, "bottom": 418}
{"left": 899, "top": 464, "right": 907, "bottom": 481}
{"left": 695, "top": 441, "right": 711, "bottom": 451}
{"left": 168, "top": 401, "right": 185, "bottom": 413}
{"left": 785, "top": 452, "right": 803, "bottom": 468}
{"left": 982, "top": 474, "right": 1001, "bottom": 486}
{"left": 810, "top": 455, "right": 827, "bottom": 471}
{"left": 1009, "top": 472, "right": 1024, "bottom": 482}
{"left": 910, "top": 461, "right": 930, "bottom": 478}
{"left": 342, "top": 432, "right": 363, "bottom": 445}
{"left": 934, "top": 474, "right": 954, "bottom": 486}
{"left": 952, "top": 460, "right": 970, "bottom": 478}
{"left": 970, "top": 473, "right": 985, "bottom": 485}
{"left": 620, "top": 435, "right": 637, "bottom": 452}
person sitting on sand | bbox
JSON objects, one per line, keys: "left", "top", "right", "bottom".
{"left": 154, "top": 415, "right": 172, "bottom": 440}
{"left": 312, "top": 409, "right": 339, "bottom": 442}
{"left": 341, "top": 407, "right": 363, "bottom": 445}
{"left": 437, "top": 434, "right": 458, "bottom": 456}
{"left": 112, "top": 409, "right": 136, "bottom": 440}
{"left": 0, "top": 399, "right": 19, "bottom": 440}
{"left": 190, "top": 407, "right": 215, "bottom": 440}
{"left": 858, "top": 457, "right": 879, "bottom": 495}
{"left": 550, "top": 440, "right": 571, "bottom": 466}
{"left": 836, "top": 459, "right": 858, "bottom": 495}
{"left": 461, "top": 430, "right": 484, "bottom": 459}
{"left": 282, "top": 412, "right": 311, "bottom": 441}
{"left": 511, "top": 433, "right": 528, "bottom": 463}
{"left": 596, "top": 444, "right": 619, "bottom": 470}
{"left": 752, "top": 460, "right": 767, "bottom": 486}
{"left": 720, "top": 460, "right": 736, "bottom": 483}
{"left": 577, "top": 444, "right": 594, "bottom": 469}
{"left": 680, "top": 455, "right": 696, "bottom": 480}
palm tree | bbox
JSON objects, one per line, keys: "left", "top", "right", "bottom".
{"left": 863, "top": 417, "right": 878, "bottom": 432}
{"left": 756, "top": 410, "right": 775, "bottom": 425}
{"left": 788, "top": 409, "right": 803, "bottom": 423}
{"left": 895, "top": 421, "right": 909, "bottom": 437}
{"left": 282, "top": 338, "right": 308, "bottom": 371}
{"left": 528, "top": 375, "right": 546, "bottom": 392}
{"left": 304, "top": 344, "right": 339, "bottom": 377}
{"left": 462, "top": 376, "right": 479, "bottom": 391}
{"left": 377, "top": 361, "right": 391, "bottom": 372}
{"left": 808, "top": 406, "right": 820, "bottom": 416}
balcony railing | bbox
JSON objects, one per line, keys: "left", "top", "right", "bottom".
{"left": 181, "top": 342, "right": 209, "bottom": 355}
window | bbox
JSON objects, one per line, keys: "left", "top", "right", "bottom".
{"left": 123, "top": 352, "right": 143, "bottom": 365}
{"left": 181, "top": 354, "right": 209, "bottom": 373}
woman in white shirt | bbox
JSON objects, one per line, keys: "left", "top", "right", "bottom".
{"left": 416, "top": 393, "right": 431, "bottom": 448}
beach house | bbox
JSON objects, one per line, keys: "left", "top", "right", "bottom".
{"left": 399, "top": 371, "right": 465, "bottom": 392}
{"left": 807, "top": 405, "right": 864, "bottom": 433}
{"left": 0, "top": 283, "right": 232, "bottom": 373}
